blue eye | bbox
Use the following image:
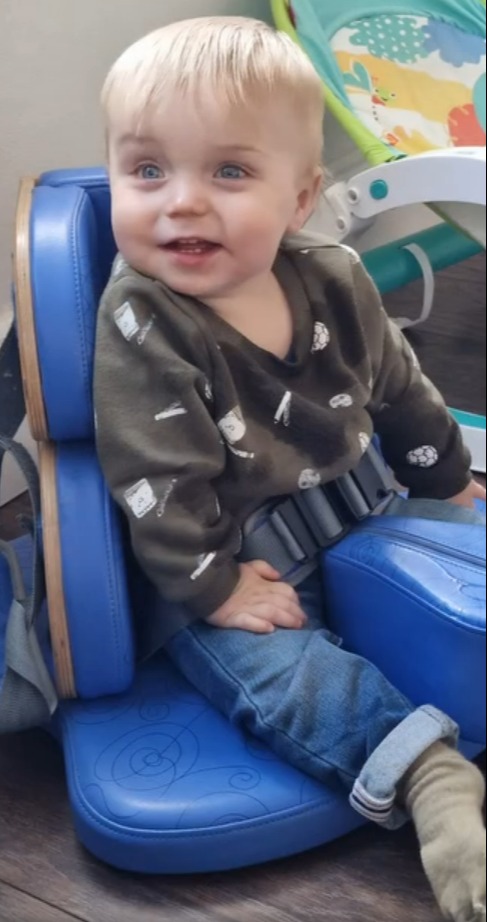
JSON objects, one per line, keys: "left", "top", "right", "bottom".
{"left": 138, "top": 164, "right": 163, "bottom": 181}
{"left": 216, "top": 164, "right": 247, "bottom": 180}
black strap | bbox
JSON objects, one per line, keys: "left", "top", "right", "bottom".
{"left": 0, "top": 322, "right": 26, "bottom": 462}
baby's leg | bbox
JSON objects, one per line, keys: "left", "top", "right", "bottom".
{"left": 401, "top": 742, "right": 485, "bottom": 922}
{"left": 168, "top": 579, "right": 421, "bottom": 796}
{"left": 167, "top": 574, "right": 485, "bottom": 919}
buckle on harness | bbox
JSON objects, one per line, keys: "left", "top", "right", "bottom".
{"left": 334, "top": 448, "right": 395, "bottom": 521}
{"left": 271, "top": 489, "right": 345, "bottom": 563}
{"left": 240, "top": 445, "right": 395, "bottom": 584}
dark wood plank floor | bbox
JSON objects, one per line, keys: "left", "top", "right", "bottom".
{"left": 0, "top": 254, "right": 485, "bottom": 922}
{"left": 0, "top": 883, "right": 83, "bottom": 922}
{"left": 383, "top": 253, "right": 486, "bottom": 417}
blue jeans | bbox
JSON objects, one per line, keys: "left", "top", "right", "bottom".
{"left": 167, "top": 498, "right": 485, "bottom": 829}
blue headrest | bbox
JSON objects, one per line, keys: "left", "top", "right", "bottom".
{"left": 31, "top": 169, "right": 116, "bottom": 442}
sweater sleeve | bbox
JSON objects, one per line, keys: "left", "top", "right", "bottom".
{"left": 351, "top": 257, "right": 472, "bottom": 499}
{"left": 94, "top": 276, "right": 241, "bottom": 619}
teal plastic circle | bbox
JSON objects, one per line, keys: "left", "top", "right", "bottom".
{"left": 370, "top": 180, "right": 389, "bottom": 201}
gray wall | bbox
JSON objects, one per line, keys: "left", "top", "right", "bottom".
{"left": 0, "top": 0, "right": 272, "bottom": 309}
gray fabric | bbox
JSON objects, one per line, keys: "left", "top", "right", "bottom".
{"left": 0, "top": 594, "right": 57, "bottom": 733}
{"left": 0, "top": 435, "right": 58, "bottom": 734}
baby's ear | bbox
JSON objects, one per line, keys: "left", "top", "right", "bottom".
{"left": 287, "top": 167, "right": 324, "bottom": 235}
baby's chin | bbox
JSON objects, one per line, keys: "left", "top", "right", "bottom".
{"left": 118, "top": 249, "right": 241, "bottom": 303}
{"left": 150, "top": 272, "right": 219, "bottom": 302}
{"left": 168, "top": 281, "right": 222, "bottom": 302}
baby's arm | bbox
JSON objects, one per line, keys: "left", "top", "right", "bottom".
{"left": 351, "top": 257, "right": 475, "bottom": 502}
{"left": 94, "top": 277, "right": 242, "bottom": 621}
{"left": 448, "top": 478, "right": 486, "bottom": 508}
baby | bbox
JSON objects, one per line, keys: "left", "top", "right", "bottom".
{"left": 94, "top": 18, "right": 486, "bottom": 920}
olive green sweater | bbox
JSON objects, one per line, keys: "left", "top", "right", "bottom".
{"left": 94, "top": 234, "right": 471, "bottom": 633}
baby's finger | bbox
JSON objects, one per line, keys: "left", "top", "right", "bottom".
{"left": 228, "top": 612, "right": 276, "bottom": 634}
{"left": 267, "top": 581, "right": 301, "bottom": 603}
{"left": 255, "top": 589, "right": 307, "bottom": 621}
{"left": 265, "top": 584, "right": 304, "bottom": 610}
{"left": 248, "top": 601, "right": 307, "bottom": 630}
{"left": 248, "top": 560, "right": 281, "bottom": 581}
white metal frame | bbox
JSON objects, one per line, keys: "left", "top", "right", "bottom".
{"left": 322, "top": 147, "right": 486, "bottom": 473}
{"left": 323, "top": 147, "right": 486, "bottom": 246}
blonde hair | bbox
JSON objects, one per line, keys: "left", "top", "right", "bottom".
{"left": 102, "top": 17, "right": 325, "bottom": 167}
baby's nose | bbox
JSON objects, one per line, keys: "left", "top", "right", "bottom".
{"left": 166, "top": 177, "right": 209, "bottom": 216}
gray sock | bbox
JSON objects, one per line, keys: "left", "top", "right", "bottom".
{"left": 401, "top": 742, "right": 486, "bottom": 922}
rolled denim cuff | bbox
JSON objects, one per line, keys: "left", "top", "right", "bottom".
{"left": 350, "top": 705, "right": 459, "bottom": 830}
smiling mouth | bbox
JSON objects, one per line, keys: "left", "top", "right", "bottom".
{"left": 163, "top": 238, "right": 221, "bottom": 255}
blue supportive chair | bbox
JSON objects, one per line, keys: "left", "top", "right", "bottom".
{"left": 9, "top": 168, "right": 485, "bottom": 874}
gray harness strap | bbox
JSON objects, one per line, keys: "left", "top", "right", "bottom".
{"left": 240, "top": 445, "right": 396, "bottom": 585}
{"left": 0, "top": 435, "right": 58, "bottom": 733}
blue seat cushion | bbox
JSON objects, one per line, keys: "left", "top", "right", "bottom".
{"left": 324, "top": 509, "right": 486, "bottom": 744}
{"left": 56, "top": 653, "right": 365, "bottom": 874}
{"left": 1, "top": 536, "right": 365, "bottom": 872}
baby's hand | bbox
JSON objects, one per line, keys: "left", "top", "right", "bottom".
{"left": 447, "top": 479, "right": 486, "bottom": 509}
{"left": 205, "top": 560, "right": 307, "bottom": 633}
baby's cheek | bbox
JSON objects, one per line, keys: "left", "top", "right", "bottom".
{"left": 112, "top": 209, "right": 148, "bottom": 264}
{"left": 111, "top": 206, "right": 133, "bottom": 252}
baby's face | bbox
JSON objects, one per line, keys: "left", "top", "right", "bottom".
{"left": 107, "top": 92, "right": 320, "bottom": 305}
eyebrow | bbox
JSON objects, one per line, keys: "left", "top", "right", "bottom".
{"left": 210, "top": 144, "right": 263, "bottom": 155}
{"left": 115, "top": 134, "right": 159, "bottom": 148}
{"left": 115, "top": 135, "right": 263, "bottom": 156}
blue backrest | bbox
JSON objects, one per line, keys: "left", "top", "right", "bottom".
{"left": 32, "top": 169, "right": 115, "bottom": 442}
{"left": 22, "top": 169, "right": 135, "bottom": 698}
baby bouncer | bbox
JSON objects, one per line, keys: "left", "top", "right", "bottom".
{"left": 272, "top": 0, "right": 486, "bottom": 470}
